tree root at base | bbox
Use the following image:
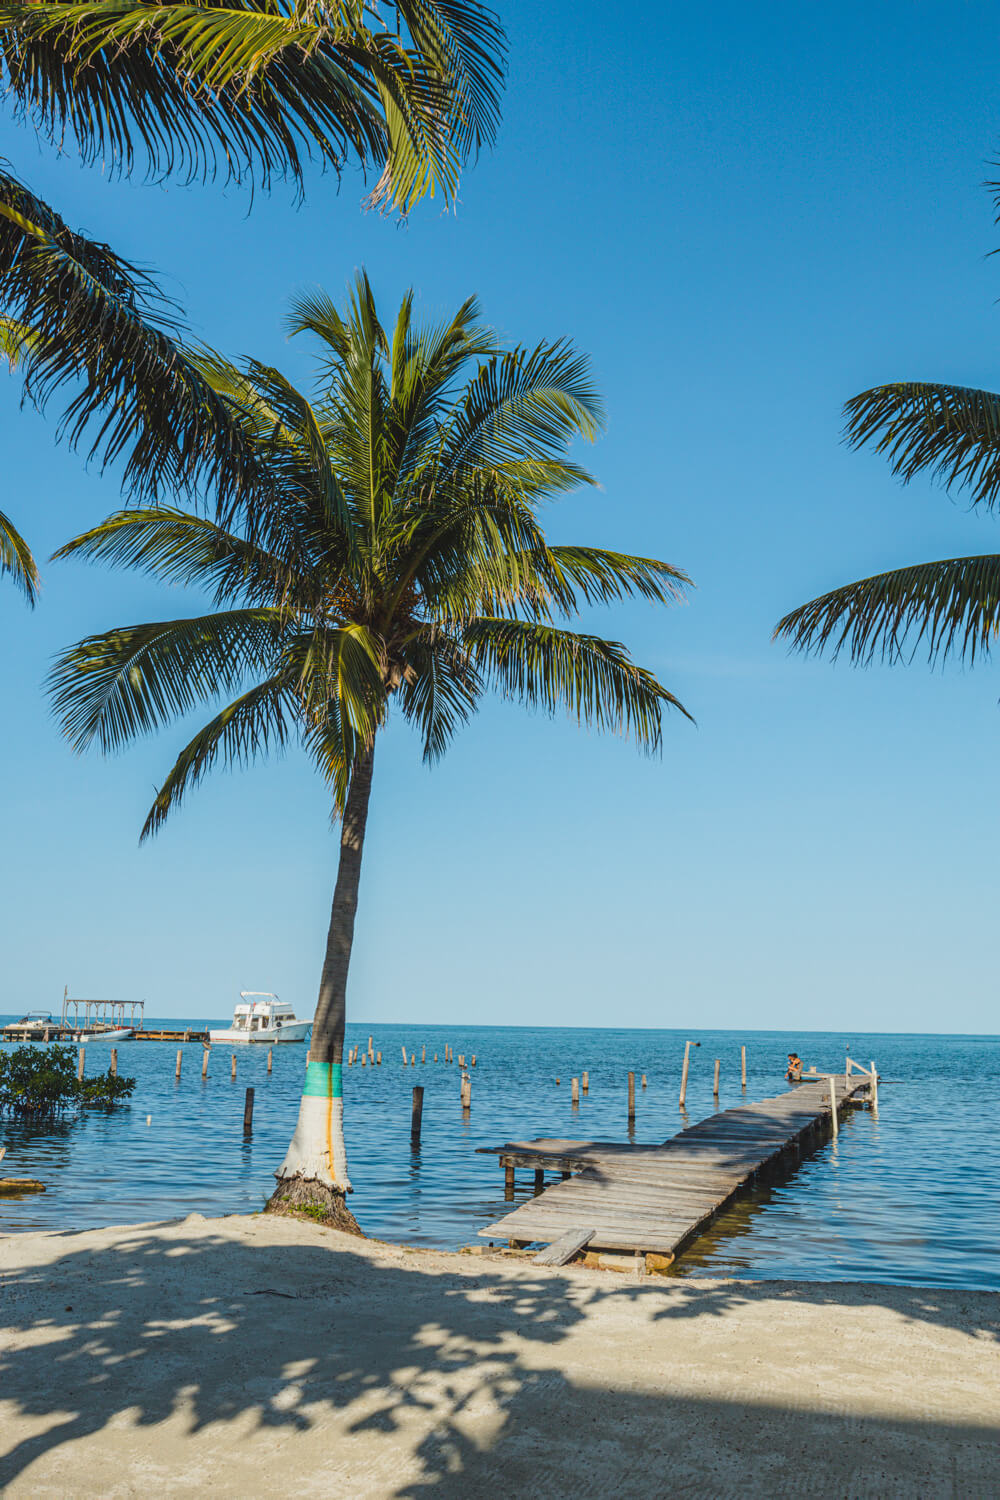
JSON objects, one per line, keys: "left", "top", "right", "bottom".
{"left": 265, "top": 1175, "right": 364, "bottom": 1236}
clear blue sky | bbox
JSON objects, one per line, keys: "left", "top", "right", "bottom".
{"left": 2, "top": 0, "right": 999, "bottom": 1031}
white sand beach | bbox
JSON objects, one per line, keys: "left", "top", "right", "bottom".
{"left": 1, "top": 1212, "right": 997, "bottom": 1498}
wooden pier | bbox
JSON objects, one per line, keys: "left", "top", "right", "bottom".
{"left": 478, "top": 1071, "right": 875, "bottom": 1264}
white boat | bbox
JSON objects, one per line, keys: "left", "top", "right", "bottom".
{"left": 209, "top": 992, "right": 312, "bottom": 1045}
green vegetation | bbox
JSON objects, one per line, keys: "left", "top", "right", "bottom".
{"left": 775, "top": 205, "right": 1000, "bottom": 667}
{"left": 48, "top": 272, "right": 692, "bottom": 1217}
{"left": 0, "top": 1045, "right": 136, "bottom": 1116}
{"left": 0, "top": 1, "right": 506, "bottom": 588}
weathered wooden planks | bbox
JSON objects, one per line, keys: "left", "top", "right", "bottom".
{"left": 533, "top": 1228, "right": 595, "bottom": 1266}
{"left": 480, "top": 1078, "right": 871, "bottom": 1257}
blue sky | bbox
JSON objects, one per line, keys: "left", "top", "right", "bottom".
{"left": 3, "top": 1, "right": 1000, "bottom": 1031}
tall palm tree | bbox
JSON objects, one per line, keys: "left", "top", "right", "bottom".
{"left": 0, "top": 0, "right": 505, "bottom": 506}
{"left": 49, "top": 274, "right": 692, "bottom": 1227}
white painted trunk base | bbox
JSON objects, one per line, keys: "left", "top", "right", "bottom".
{"left": 276, "top": 1091, "right": 352, "bottom": 1193}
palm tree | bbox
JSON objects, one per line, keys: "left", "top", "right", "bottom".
{"left": 774, "top": 369, "right": 1000, "bottom": 666}
{"left": 49, "top": 273, "right": 692, "bottom": 1228}
{"left": 0, "top": 0, "right": 505, "bottom": 506}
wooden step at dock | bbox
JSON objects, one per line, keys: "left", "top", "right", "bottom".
{"left": 478, "top": 1074, "right": 873, "bottom": 1260}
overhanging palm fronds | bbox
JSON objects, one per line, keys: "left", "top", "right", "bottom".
{"left": 774, "top": 554, "right": 1000, "bottom": 667}
{"left": 0, "top": 507, "right": 38, "bottom": 603}
{"left": 0, "top": 0, "right": 505, "bottom": 208}
{"left": 845, "top": 382, "right": 1000, "bottom": 510}
{"left": 0, "top": 167, "right": 264, "bottom": 509}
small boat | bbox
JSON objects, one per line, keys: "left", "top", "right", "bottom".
{"left": 209, "top": 992, "right": 312, "bottom": 1045}
{"left": 70, "top": 1028, "right": 132, "bottom": 1043}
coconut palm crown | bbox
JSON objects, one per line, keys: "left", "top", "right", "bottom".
{"left": 49, "top": 274, "right": 692, "bottom": 1225}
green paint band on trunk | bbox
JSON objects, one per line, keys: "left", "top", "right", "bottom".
{"left": 302, "top": 1061, "right": 343, "bottom": 1099}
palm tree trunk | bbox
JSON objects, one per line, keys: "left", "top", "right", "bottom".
{"left": 267, "top": 744, "right": 375, "bottom": 1231}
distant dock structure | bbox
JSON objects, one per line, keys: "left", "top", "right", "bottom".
{"left": 3, "top": 990, "right": 207, "bottom": 1043}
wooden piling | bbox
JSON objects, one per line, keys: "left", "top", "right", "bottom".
{"left": 267, "top": 1048, "right": 273, "bottom": 1074}
{"left": 829, "top": 1076, "right": 838, "bottom": 1137}
{"left": 582, "top": 1071, "right": 589, "bottom": 1094}
{"left": 376, "top": 1051, "right": 381, "bottom": 1065}
{"left": 433, "top": 1053, "right": 438, "bottom": 1063}
{"left": 504, "top": 1163, "right": 515, "bottom": 1199}
{"left": 231, "top": 1054, "right": 237, "bottom": 1080}
{"left": 421, "top": 1045, "right": 426, "bottom": 1064}
{"left": 78, "top": 1047, "right": 85, "bottom": 1081}
{"left": 401, "top": 1045, "right": 408, "bottom": 1065}
{"left": 175, "top": 1049, "right": 182, "bottom": 1081}
{"left": 461, "top": 1073, "right": 471, "bottom": 1110}
{"left": 713, "top": 1058, "right": 720, "bottom": 1096}
{"left": 534, "top": 1169, "right": 544, "bottom": 1195}
{"left": 741, "top": 1044, "right": 747, "bottom": 1089}
{"left": 870, "top": 1060, "right": 879, "bottom": 1114}
{"left": 470, "top": 1055, "right": 476, "bottom": 1067}
{"left": 679, "top": 1041, "right": 691, "bottom": 1108}
{"left": 243, "top": 1086, "right": 254, "bottom": 1133}
{"left": 458, "top": 1053, "right": 465, "bottom": 1068}
{"left": 110, "top": 1048, "right": 118, "bottom": 1077}
{"left": 571, "top": 1077, "right": 579, "bottom": 1104}
{"left": 411, "top": 1055, "right": 416, "bottom": 1067}
{"left": 641, "top": 1073, "right": 647, "bottom": 1089}
{"left": 202, "top": 1047, "right": 210, "bottom": 1079}
{"left": 628, "top": 1070, "right": 636, "bottom": 1122}
{"left": 368, "top": 1035, "right": 373, "bottom": 1057}
{"left": 410, "top": 1085, "right": 424, "bottom": 1147}
{"left": 361, "top": 1053, "right": 367, "bottom": 1066}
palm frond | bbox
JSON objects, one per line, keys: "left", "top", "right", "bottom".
{"left": 141, "top": 674, "right": 291, "bottom": 839}
{"left": 398, "top": 627, "right": 481, "bottom": 759}
{"left": 0, "top": 0, "right": 505, "bottom": 206}
{"left": 774, "top": 554, "right": 1000, "bottom": 666}
{"left": 49, "top": 607, "right": 279, "bottom": 752}
{"left": 0, "top": 313, "right": 36, "bottom": 368}
{"left": 0, "top": 506, "right": 39, "bottom": 603}
{"left": 845, "top": 382, "right": 1000, "bottom": 509}
{"left": 53, "top": 506, "right": 291, "bottom": 606}
{"left": 439, "top": 340, "right": 604, "bottom": 482}
{"left": 462, "top": 617, "right": 692, "bottom": 751}
{"left": 0, "top": 167, "right": 262, "bottom": 509}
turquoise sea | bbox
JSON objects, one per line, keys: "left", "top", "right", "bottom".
{"left": 1, "top": 1023, "right": 996, "bottom": 1289}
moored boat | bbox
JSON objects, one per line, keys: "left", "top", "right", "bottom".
{"left": 209, "top": 992, "right": 311, "bottom": 1045}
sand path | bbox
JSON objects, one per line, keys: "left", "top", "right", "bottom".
{"left": 0, "top": 1212, "right": 997, "bottom": 1497}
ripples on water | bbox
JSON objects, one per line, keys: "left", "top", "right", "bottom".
{"left": 1, "top": 1024, "right": 996, "bottom": 1289}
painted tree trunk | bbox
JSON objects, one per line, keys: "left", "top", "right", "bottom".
{"left": 268, "top": 744, "right": 374, "bottom": 1229}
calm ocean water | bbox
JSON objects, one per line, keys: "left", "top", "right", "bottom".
{"left": 1, "top": 1023, "right": 997, "bottom": 1289}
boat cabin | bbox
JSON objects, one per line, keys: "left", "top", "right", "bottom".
{"left": 229, "top": 994, "right": 298, "bottom": 1034}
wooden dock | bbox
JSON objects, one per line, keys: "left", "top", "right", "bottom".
{"left": 478, "top": 1073, "right": 875, "bottom": 1263}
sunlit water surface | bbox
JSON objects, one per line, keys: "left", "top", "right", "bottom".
{"left": 1, "top": 1024, "right": 996, "bottom": 1288}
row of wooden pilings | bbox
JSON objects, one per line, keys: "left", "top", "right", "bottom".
{"left": 346, "top": 1039, "right": 476, "bottom": 1068}
{"left": 75, "top": 1043, "right": 267, "bottom": 1135}
{"left": 552, "top": 1043, "right": 751, "bottom": 1122}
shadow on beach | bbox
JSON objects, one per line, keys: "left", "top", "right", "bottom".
{"left": 0, "top": 1216, "right": 997, "bottom": 1497}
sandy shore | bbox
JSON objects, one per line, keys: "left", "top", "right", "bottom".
{"left": 0, "top": 1213, "right": 997, "bottom": 1498}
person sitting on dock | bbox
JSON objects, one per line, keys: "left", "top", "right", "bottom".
{"left": 786, "top": 1053, "right": 803, "bottom": 1082}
